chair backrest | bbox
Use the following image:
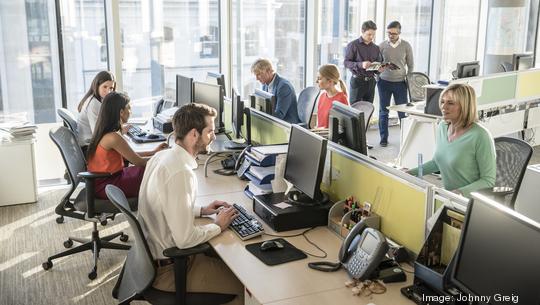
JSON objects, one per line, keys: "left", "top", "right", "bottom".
{"left": 106, "top": 185, "right": 156, "bottom": 303}
{"left": 57, "top": 108, "right": 78, "bottom": 134}
{"left": 49, "top": 126, "right": 86, "bottom": 187}
{"left": 350, "top": 101, "right": 374, "bottom": 131}
{"left": 494, "top": 137, "right": 533, "bottom": 206}
{"left": 296, "top": 86, "right": 320, "bottom": 126}
{"left": 406, "top": 72, "right": 430, "bottom": 102}
{"left": 500, "top": 62, "right": 513, "bottom": 72}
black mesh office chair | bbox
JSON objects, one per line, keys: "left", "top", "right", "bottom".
{"left": 106, "top": 185, "right": 236, "bottom": 305}
{"left": 494, "top": 137, "right": 533, "bottom": 208}
{"left": 57, "top": 108, "right": 78, "bottom": 134}
{"left": 406, "top": 72, "right": 430, "bottom": 104}
{"left": 42, "top": 126, "right": 135, "bottom": 280}
{"left": 351, "top": 101, "right": 374, "bottom": 132}
{"left": 499, "top": 62, "right": 513, "bottom": 72}
{"left": 296, "top": 86, "right": 320, "bottom": 127}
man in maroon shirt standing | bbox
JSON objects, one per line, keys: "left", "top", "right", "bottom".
{"left": 344, "top": 20, "right": 382, "bottom": 104}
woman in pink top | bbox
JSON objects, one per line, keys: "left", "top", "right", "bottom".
{"left": 87, "top": 92, "right": 168, "bottom": 199}
{"left": 316, "top": 64, "right": 349, "bottom": 128}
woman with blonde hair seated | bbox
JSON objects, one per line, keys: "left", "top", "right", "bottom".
{"left": 316, "top": 64, "right": 349, "bottom": 128}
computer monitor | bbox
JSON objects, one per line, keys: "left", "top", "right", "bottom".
{"left": 424, "top": 88, "right": 443, "bottom": 116}
{"left": 455, "top": 61, "right": 480, "bottom": 79}
{"left": 176, "top": 74, "right": 193, "bottom": 107}
{"left": 512, "top": 53, "right": 534, "bottom": 71}
{"left": 450, "top": 192, "right": 540, "bottom": 304}
{"left": 328, "top": 102, "right": 367, "bottom": 155}
{"left": 250, "top": 89, "right": 275, "bottom": 115}
{"left": 231, "top": 88, "right": 243, "bottom": 140}
{"left": 206, "top": 72, "right": 226, "bottom": 97}
{"left": 284, "top": 125, "right": 328, "bottom": 205}
{"left": 193, "top": 81, "right": 223, "bottom": 132}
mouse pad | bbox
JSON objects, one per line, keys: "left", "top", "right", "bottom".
{"left": 245, "top": 238, "right": 307, "bottom": 266}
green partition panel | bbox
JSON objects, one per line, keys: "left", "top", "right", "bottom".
{"left": 223, "top": 99, "right": 232, "bottom": 132}
{"left": 324, "top": 152, "right": 427, "bottom": 253}
{"left": 475, "top": 74, "right": 517, "bottom": 106}
{"left": 516, "top": 69, "right": 540, "bottom": 100}
{"left": 249, "top": 111, "right": 290, "bottom": 145}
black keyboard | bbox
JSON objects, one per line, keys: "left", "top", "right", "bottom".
{"left": 230, "top": 203, "right": 264, "bottom": 240}
{"left": 127, "top": 126, "right": 165, "bottom": 143}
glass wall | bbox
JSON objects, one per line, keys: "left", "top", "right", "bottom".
{"left": 60, "top": 0, "right": 108, "bottom": 113}
{"left": 385, "top": 0, "right": 432, "bottom": 75}
{"left": 317, "top": 0, "right": 376, "bottom": 86}
{"left": 0, "top": 0, "right": 60, "bottom": 124}
{"left": 119, "top": 0, "right": 220, "bottom": 110}
{"left": 232, "top": 0, "right": 306, "bottom": 98}
{"left": 437, "top": 0, "right": 481, "bottom": 80}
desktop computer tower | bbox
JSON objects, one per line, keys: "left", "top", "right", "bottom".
{"left": 253, "top": 192, "right": 333, "bottom": 232}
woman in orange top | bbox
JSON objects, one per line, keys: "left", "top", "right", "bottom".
{"left": 87, "top": 92, "right": 168, "bottom": 199}
{"left": 316, "top": 64, "right": 349, "bottom": 128}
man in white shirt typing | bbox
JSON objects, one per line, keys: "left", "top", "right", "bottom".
{"left": 137, "top": 103, "right": 243, "bottom": 304}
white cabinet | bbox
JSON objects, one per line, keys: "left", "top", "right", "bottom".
{"left": 0, "top": 140, "right": 37, "bottom": 206}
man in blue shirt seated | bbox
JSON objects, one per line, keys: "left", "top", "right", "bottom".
{"left": 251, "top": 58, "right": 301, "bottom": 124}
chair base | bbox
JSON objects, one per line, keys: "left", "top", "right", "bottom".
{"left": 43, "top": 222, "right": 130, "bottom": 280}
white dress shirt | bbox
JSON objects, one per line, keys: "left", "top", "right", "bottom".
{"left": 76, "top": 96, "right": 101, "bottom": 146}
{"left": 138, "top": 144, "right": 221, "bottom": 259}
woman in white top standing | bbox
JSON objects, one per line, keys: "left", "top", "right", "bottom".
{"left": 76, "top": 71, "right": 116, "bottom": 153}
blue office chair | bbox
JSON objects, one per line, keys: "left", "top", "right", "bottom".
{"left": 106, "top": 185, "right": 237, "bottom": 305}
{"left": 296, "top": 86, "right": 320, "bottom": 127}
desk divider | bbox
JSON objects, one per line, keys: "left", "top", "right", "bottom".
{"left": 516, "top": 68, "right": 540, "bottom": 101}
{"left": 223, "top": 98, "right": 232, "bottom": 132}
{"left": 248, "top": 109, "right": 290, "bottom": 145}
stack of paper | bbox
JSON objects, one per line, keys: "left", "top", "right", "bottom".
{"left": 0, "top": 122, "right": 37, "bottom": 141}
{"left": 248, "top": 181, "right": 273, "bottom": 196}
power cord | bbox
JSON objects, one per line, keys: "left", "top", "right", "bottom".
{"left": 263, "top": 227, "right": 328, "bottom": 258}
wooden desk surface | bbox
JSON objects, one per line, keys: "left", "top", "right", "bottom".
{"left": 195, "top": 187, "right": 414, "bottom": 305}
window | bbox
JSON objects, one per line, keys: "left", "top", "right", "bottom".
{"left": 60, "top": 0, "right": 108, "bottom": 113}
{"left": 232, "top": 0, "right": 306, "bottom": 98}
{"left": 437, "top": 0, "right": 480, "bottom": 80}
{"left": 119, "top": 0, "right": 220, "bottom": 107}
{"left": 0, "top": 0, "right": 60, "bottom": 124}
{"left": 318, "top": 0, "right": 376, "bottom": 84}
{"left": 385, "top": 0, "right": 432, "bottom": 74}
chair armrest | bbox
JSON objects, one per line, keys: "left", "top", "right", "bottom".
{"left": 78, "top": 171, "right": 112, "bottom": 180}
{"left": 163, "top": 243, "right": 211, "bottom": 258}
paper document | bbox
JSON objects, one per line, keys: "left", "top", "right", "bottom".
{"left": 249, "top": 166, "right": 275, "bottom": 180}
{"left": 251, "top": 144, "right": 288, "bottom": 155}
{"left": 366, "top": 62, "right": 399, "bottom": 71}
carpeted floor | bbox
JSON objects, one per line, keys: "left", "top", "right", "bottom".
{"left": 0, "top": 187, "right": 140, "bottom": 305}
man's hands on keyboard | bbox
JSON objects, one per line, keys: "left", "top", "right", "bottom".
{"left": 228, "top": 204, "right": 264, "bottom": 240}
{"left": 214, "top": 206, "right": 238, "bottom": 231}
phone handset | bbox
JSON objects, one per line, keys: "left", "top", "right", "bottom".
{"left": 308, "top": 220, "right": 388, "bottom": 280}
{"left": 235, "top": 145, "right": 252, "bottom": 178}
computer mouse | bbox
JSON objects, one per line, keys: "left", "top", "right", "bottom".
{"left": 147, "top": 133, "right": 160, "bottom": 139}
{"left": 260, "top": 240, "right": 284, "bottom": 252}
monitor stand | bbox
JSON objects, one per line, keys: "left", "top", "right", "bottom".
{"left": 286, "top": 190, "right": 329, "bottom": 206}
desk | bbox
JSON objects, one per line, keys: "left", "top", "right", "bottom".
{"left": 193, "top": 159, "right": 414, "bottom": 305}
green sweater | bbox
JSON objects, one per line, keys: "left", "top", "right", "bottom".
{"left": 409, "top": 122, "right": 496, "bottom": 197}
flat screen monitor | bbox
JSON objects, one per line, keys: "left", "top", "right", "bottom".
{"left": 512, "top": 53, "right": 534, "bottom": 71}
{"left": 455, "top": 61, "right": 480, "bottom": 79}
{"left": 231, "top": 87, "right": 244, "bottom": 140}
{"left": 284, "top": 125, "right": 328, "bottom": 205}
{"left": 450, "top": 192, "right": 540, "bottom": 304}
{"left": 328, "top": 102, "right": 367, "bottom": 155}
{"left": 424, "top": 88, "right": 443, "bottom": 116}
{"left": 206, "top": 72, "right": 226, "bottom": 98}
{"left": 193, "top": 81, "right": 223, "bottom": 132}
{"left": 250, "top": 89, "right": 275, "bottom": 115}
{"left": 176, "top": 74, "right": 193, "bottom": 107}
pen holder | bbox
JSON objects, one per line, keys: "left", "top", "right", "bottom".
{"left": 328, "top": 200, "right": 380, "bottom": 239}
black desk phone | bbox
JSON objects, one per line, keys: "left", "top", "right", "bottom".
{"left": 309, "top": 220, "right": 389, "bottom": 280}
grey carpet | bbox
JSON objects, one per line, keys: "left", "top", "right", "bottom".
{"left": 0, "top": 187, "right": 147, "bottom": 305}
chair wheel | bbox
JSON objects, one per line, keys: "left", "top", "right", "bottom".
{"left": 56, "top": 216, "right": 64, "bottom": 224}
{"left": 42, "top": 261, "right": 53, "bottom": 270}
{"left": 119, "top": 234, "right": 129, "bottom": 242}
{"left": 100, "top": 219, "right": 107, "bottom": 226}
{"left": 88, "top": 270, "right": 97, "bottom": 280}
{"left": 63, "top": 239, "right": 73, "bottom": 248}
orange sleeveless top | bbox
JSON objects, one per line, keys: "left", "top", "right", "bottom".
{"left": 87, "top": 144, "right": 123, "bottom": 174}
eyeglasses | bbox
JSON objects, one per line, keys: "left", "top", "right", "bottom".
{"left": 387, "top": 32, "right": 399, "bottom": 36}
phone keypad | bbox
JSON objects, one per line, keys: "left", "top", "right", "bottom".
{"left": 346, "top": 250, "right": 371, "bottom": 279}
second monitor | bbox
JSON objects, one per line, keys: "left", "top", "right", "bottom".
{"left": 193, "top": 81, "right": 224, "bottom": 132}
{"left": 250, "top": 89, "right": 275, "bottom": 115}
{"left": 328, "top": 102, "right": 367, "bottom": 156}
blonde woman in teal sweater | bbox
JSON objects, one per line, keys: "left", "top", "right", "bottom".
{"left": 408, "top": 83, "right": 496, "bottom": 197}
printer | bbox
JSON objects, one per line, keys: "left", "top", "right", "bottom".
{"left": 153, "top": 106, "right": 177, "bottom": 133}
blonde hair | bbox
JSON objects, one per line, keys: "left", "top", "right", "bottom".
{"left": 439, "top": 83, "right": 477, "bottom": 128}
{"left": 251, "top": 58, "right": 274, "bottom": 75}
{"left": 318, "top": 64, "right": 348, "bottom": 97}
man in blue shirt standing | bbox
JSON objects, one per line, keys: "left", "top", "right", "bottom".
{"left": 344, "top": 20, "right": 382, "bottom": 105}
{"left": 251, "top": 58, "right": 300, "bottom": 124}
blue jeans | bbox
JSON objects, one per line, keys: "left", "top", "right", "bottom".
{"left": 377, "top": 79, "right": 408, "bottom": 143}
